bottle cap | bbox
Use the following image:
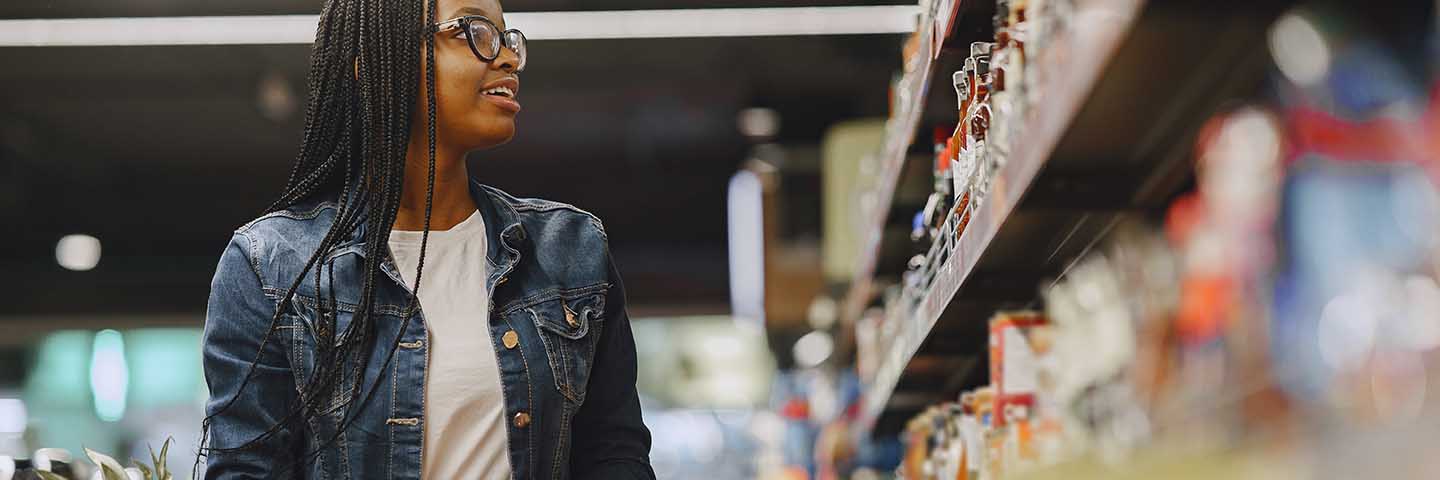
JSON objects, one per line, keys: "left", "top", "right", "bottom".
{"left": 953, "top": 71, "right": 970, "bottom": 108}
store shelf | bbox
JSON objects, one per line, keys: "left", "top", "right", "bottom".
{"left": 843, "top": 0, "right": 942, "bottom": 327}
{"left": 851, "top": 0, "right": 1145, "bottom": 436}
{"left": 1009, "top": 443, "right": 1300, "bottom": 480}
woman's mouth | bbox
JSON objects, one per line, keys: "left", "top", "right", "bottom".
{"left": 480, "top": 78, "right": 521, "bottom": 114}
{"left": 482, "top": 86, "right": 515, "bottom": 97}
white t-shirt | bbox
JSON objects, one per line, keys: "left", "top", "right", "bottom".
{"left": 389, "top": 209, "right": 512, "bottom": 480}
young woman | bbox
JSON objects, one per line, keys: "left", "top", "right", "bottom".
{"left": 198, "top": 0, "right": 653, "bottom": 478}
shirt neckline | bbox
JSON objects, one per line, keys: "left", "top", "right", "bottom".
{"left": 389, "top": 209, "right": 484, "bottom": 245}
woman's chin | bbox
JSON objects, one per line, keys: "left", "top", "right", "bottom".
{"left": 464, "top": 126, "right": 515, "bottom": 149}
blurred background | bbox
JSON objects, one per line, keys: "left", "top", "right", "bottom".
{"left": 3, "top": 0, "right": 1440, "bottom": 479}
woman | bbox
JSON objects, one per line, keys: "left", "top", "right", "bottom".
{"left": 199, "top": 0, "right": 654, "bottom": 478}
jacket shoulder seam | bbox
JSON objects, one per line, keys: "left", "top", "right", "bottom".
{"left": 231, "top": 230, "right": 271, "bottom": 292}
{"left": 510, "top": 198, "right": 607, "bottom": 240}
{"left": 235, "top": 201, "right": 337, "bottom": 234}
{"left": 478, "top": 183, "right": 608, "bottom": 240}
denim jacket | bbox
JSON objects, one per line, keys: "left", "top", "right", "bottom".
{"left": 202, "top": 180, "right": 654, "bottom": 479}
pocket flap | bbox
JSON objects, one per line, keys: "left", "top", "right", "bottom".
{"left": 531, "top": 292, "right": 606, "bottom": 340}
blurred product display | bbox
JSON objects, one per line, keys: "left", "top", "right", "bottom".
{"left": 821, "top": 0, "right": 1440, "bottom": 479}
{"left": 6, "top": 1, "right": 1440, "bottom": 478}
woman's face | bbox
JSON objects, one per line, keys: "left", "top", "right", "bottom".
{"left": 429, "top": 0, "right": 520, "bottom": 151}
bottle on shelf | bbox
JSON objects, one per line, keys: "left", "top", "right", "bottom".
{"left": 951, "top": 69, "right": 975, "bottom": 241}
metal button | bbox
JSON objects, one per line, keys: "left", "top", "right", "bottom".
{"left": 513, "top": 411, "right": 531, "bottom": 428}
{"left": 502, "top": 330, "right": 519, "bottom": 349}
{"left": 563, "top": 304, "right": 579, "bottom": 328}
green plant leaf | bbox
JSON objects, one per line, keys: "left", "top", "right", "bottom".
{"left": 132, "top": 458, "right": 155, "bottom": 480}
{"left": 155, "top": 437, "right": 173, "bottom": 480}
{"left": 149, "top": 442, "right": 161, "bottom": 474}
{"left": 85, "top": 447, "right": 130, "bottom": 480}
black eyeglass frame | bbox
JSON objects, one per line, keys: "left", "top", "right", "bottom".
{"left": 432, "top": 15, "right": 527, "bottom": 72}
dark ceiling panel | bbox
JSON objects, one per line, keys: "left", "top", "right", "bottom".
{"left": 0, "top": 13, "right": 903, "bottom": 317}
{"left": 2, "top": 0, "right": 910, "bottom": 19}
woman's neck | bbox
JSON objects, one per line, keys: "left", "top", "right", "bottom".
{"left": 393, "top": 139, "right": 478, "bottom": 232}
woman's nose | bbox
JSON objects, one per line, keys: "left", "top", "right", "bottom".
{"left": 492, "top": 46, "right": 519, "bottom": 73}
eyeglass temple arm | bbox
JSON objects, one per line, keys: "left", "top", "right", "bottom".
{"left": 432, "top": 18, "right": 464, "bottom": 33}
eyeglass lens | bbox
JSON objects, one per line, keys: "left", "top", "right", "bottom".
{"left": 504, "top": 30, "right": 527, "bottom": 71}
{"left": 466, "top": 19, "right": 526, "bottom": 71}
{"left": 467, "top": 20, "right": 500, "bottom": 59}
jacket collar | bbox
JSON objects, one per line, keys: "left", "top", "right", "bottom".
{"left": 333, "top": 180, "right": 525, "bottom": 290}
{"left": 469, "top": 179, "right": 526, "bottom": 290}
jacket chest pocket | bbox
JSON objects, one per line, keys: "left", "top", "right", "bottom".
{"left": 527, "top": 292, "right": 606, "bottom": 404}
{"left": 285, "top": 298, "right": 361, "bottom": 420}
{"left": 285, "top": 295, "right": 406, "bottom": 423}
{"left": 282, "top": 246, "right": 402, "bottom": 418}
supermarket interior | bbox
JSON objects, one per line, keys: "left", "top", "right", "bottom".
{"left": 4, "top": 0, "right": 1440, "bottom": 478}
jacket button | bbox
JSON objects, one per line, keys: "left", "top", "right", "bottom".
{"left": 563, "top": 305, "right": 579, "bottom": 327}
{"left": 502, "top": 330, "right": 519, "bottom": 349}
{"left": 513, "top": 411, "right": 531, "bottom": 428}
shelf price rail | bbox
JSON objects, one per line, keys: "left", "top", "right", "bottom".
{"left": 849, "top": 0, "right": 1145, "bottom": 438}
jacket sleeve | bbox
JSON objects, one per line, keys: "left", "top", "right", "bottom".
{"left": 202, "top": 232, "right": 304, "bottom": 479}
{"left": 569, "top": 251, "right": 656, "bottom": 479}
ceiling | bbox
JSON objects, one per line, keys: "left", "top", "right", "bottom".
{"left": 1, "top": 0, "right": 906, "bottom": 18}
{"left": 0, "top": 1, "right": 909, "bottom": 322}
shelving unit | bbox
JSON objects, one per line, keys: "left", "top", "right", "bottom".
{"left": 844, "top": 0, "right": 1298, "bottom": 438}
{"left": 843, "top": 0, "right": 941, "bottom": 327}
{"left": 847, "top": 0, "right": 1142, "bottom": 435}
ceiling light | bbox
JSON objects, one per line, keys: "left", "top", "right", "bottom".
{"left": 56, "top": 234, "right": 101, "bottom": 271}
{"left": 257, "top": 70, "right": 298, "bottom": 122}
{"left": 90, "top": 329, "right": 129, "bottom": 422}
{"left": 510, "top": 6, "right": 917, "bottom": 40}
{"left": 0, "top": 6, "right": 919, "bottom": 47}
{"left": 727, "top": 170, "right": 766, "bottom": 329}
{"left": 737, "top": 107, "right": 781, "bottom": 139}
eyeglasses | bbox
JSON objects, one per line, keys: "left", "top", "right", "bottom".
{"left": 432, "top": 15, "right": 527, "bottom": 72}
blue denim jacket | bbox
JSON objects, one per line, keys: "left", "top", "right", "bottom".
{"left": 202, "top": 180, "right": 654, "bottom": 479}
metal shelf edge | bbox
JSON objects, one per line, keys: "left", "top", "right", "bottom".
{"left": 852, "top": 0, "right": 1145, "bottom": 438}
{"left": 842, "top": 0, "right": 943, "bottom": 326}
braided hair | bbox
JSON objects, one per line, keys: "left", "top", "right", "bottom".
{"left": 195, "top": 0, "right": 443, "bottom": 476}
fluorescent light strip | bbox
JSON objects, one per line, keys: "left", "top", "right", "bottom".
{"left": 0, "top": 15, "right": 318, "bottom": 46}
{"left": 509, "top": 6, "right": 919, "bottom": 40}
{"left": 0, "top": 5, "right": 919, "bottom": 47}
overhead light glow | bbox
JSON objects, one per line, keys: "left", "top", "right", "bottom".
{"left": 90, "top": 329, "right": 129, "bottom": 422}
{"left": 0, "top": 398, "right": 26, "bottom": 433}
{"left": 56, "top": 234, "right": 102, "bottom": 271}
{"left": 512, "top": 6, "right": 918, "bottom": 40}
{"left": 793, "top": 330, "right": 834, "bottom": 369}
{"left": 737, "top": 107, "right": 781, "bottom": 139}
{"left": 0, "top": 6, "right": 919, "bottom": 47}
{"left": 807, "top": 295, "right": 838, "bottom": 330}
{"left": 1268, "top": 11, "right": 1331, "bottom": 87}
{"left": 727, "top": 170, "right": 766, "bottom": 329}
{"left": 257, "top": 70, "right": 298, "bottom": 122}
